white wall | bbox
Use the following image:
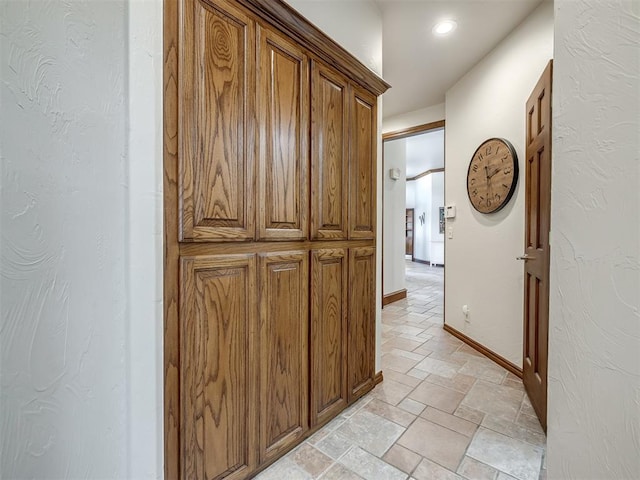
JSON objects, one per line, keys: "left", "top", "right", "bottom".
{"left": 444, "top": 2, "right": 553, "bottom": 365}
{"left": 547, "top": 1, "right": 640, "bottom": 478}
{"left": 414, "top": 175, "right": 432, "bottom": 263}
{"left": 286, "top": 0, "right": 385, "bottom": 371}
{"left": 383, "top": 140, "right": 406, "bottom": 295}
{"left": 430, "top": 172, "right": 445, "bottom": 265}
{"left": 382, "top": 102, "right": 445, "bottom": 133}
{"left": 0, "top": 1, "right": 163, "bottom": 478}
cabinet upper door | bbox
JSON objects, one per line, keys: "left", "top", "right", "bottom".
{"left": 180, "top": 253, "right": 257, "bottom": 480}
{"left": 348, "top": 247, "right": 376, "bottom": 401}
{"left": 257, "top": 26, "right": 309, "bottom": 241}
{"left": 349, "top": 86, "right": 377, "bottom": 239}
{"left": 180, "top": 0, "right": 256, "bottom": 241}
{"left": 310, "top": 61, "right": 349, "bottom": 240}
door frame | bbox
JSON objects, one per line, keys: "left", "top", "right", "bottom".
{"left": 381, "top": 120, "right": 445, "bottom": 307}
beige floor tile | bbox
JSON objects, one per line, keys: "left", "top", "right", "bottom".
{"left": 412, "top": 458, "right": 462, "bottom": 480}
{"left": 424, "top": 372, "right": 477, "bottom": 394}
{"left": 462, "top": 380, "right": 524, "bottom": 421}
{"left": 314, "top": 431, "right": 354, "bottom": 460}
{"left": 454, "top": 404, "right": 486, "bottom": 425}
{"left": 457, "top": 456, "right": 499, "bottom": 480}
{"left": 364, "top": 398, "right": 416, "bottom": 427}
{"left": 383, "top": 370, "right": 424, "bottom": 388}
{"left": 397, "top": 418, "right": 471, "bottom": 471}
{"left": 383, "top": 336, "right": 426, "bottom": 353}
{"left": 481, "top": 415, "right": 546, "bottom": 448}
{"left": 372, "top": 379, "right": 414, "bottom": 406}
{"left": 413, "top": 356, "right": 460, "bottom": 379}
{"left": 290, "top": 444, "right": 334, "bottom": 478}
{"left": 398, "top": 398, "right": 426, "bottom": 415}
{"left": 383, "top": 352, "right": 424, "bottom": 373}
{"left": 383, "top": 444, "right": 423, "bottom": 474}
{"left": 420, "top": 407, "right": 478, "bottom": 437}
{"left": 336, "top": 410, "right": 406, "bottom": 456}
{"left": 467, "top": 427, "right": 543, "bottom": 480}
{"left": 255, "top": 457, "right": 312, "bottom": 480}
{"left": 320, "top": 463, "right": 363, "bottom": 480}
{"left": 515, "top": 412, "right": 544, "bottom": 434}
{"left": 408, "top": 381, "right": 465, "bottom": 414}
{"left": 338, "top": 447, "right": 408, "bottom": 480}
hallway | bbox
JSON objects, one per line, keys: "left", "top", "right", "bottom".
{"left": 256, "top": 262, "right": 546, "bottom": 480}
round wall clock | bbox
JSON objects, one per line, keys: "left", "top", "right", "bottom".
{"left": 466, "top": 138, "right": 519, "bottom": 214}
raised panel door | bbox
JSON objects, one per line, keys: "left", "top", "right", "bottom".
{"left": 348, "top": 247, "right": 376, "bottom": 401}
{"left": 180, "top": 254, "right": 257, "bottom": 480}
{"left": 310, "top": 248, "right": 348, "bottom": 426}
{"left": 257, "top": 27, "right": 309, "bottom": 240}
{"left": 258, "top": 251, "right": 309, "bottom": 463}
{"left": 180, "top": 0, "right": 256, "bottom": 241}
{"left": 310, "top": 61, "right": 349, "bottom": 240}
{"left": 349, "top": 86, "right": 377, "bottom": 239}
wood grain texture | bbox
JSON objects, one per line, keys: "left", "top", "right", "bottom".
{"left": 348, "top": 247, "right": 376, "bottom": 401}
{"left": 310, "top": 248, "right": 348, "bottom": 426}
{"left": 179, "top": 239, "right": 374, "bottom": 257}
{"left": 181, "top": 0, "right": 256, "bottom": 241}
{"left": 163, "top": 0, "right": 180, "bottom": 476}
{"left": 235, "top": 0, "right": 390, "bottom": 96}
{"left": 382, "top": 289, "right": 407, "bottom": 307}
{"left": 349, "top": 86, "right": 377, "bottom": 239}
{"left": 259, "top": 251, "right": 309, "bottom": 462}
{"left": 181, "top": 254, "right": 257, "bottom": 480}
{"left": 310, "top": 61, "right": 349, "bottom": 240}
{"left": 257, "top": 26, "right": 309, "bottom": 240}
{"left": 382, "top": 120, "right": 445, "bottom": 141}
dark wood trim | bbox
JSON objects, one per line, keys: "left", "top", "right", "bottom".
{"left": 163, "top": 0, "right": 180, "bottom": 477}
{"left": 407, "top": 167, "right": 445, "bottom": 182}
{"left": 237, "top": 0, "right": 390, "bottom": 95}
{"left": 443, "top": 324, "right": 523, "bottom": 378}
{"left": 382, "top": 289, "right": 407, "bottom": 306}
{"left": 382, "top": 120, "right": 445, "bottom": 141}
{"left": 413, "top": 258, "right": 431, "bottom": 266}
{"left": 374, "top": 371, "right": 384, "bottom": 386}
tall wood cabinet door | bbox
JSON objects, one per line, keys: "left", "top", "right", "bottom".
{"left": 310, "top": 249, "right": 348, "bottom": 426}
{"left": 258, "top": 252, "right": 309, "bottom": 463}
{"left": 180, "top": 0, "right": 256, "bottom": 241}
{"left": 180, "top": 254, "right": 257, "bottom": 480}
{"left": 257, "top": 27, "right": 309, "bottom": 241}
{"left": 348, "top": 247, "right": 376, "bottom": 401}
{"left": 348, "top": 86, "right": 377, "bottom": 239}
{"left": 310, "top": 62, "right": 349, "bottom": 240}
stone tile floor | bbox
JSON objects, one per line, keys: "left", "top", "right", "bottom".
{"left": 256, "top": 261, "right": 546, "bottom": 480}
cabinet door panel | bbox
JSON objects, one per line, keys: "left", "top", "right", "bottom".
{"left": 310, "top": 249, "right": 348, "bottom": 426}
{"left": 349, "top": 87, "right": 377, "bottom": 239}
{"left": 348, "top": 247, "right": 376, "bottom": 401}
{"left": 257, "top": 27, "right": 309, "bottom": 240}
{"left": 180, "top": 254, "right": 257, "bottom": 480}
{"left": 180, "top": 0, "right": 255, "bottom": 241}
{"left": 311, "top": 62, "right": 349, "bottom": 240}
{"left": 259, "top": 252, "right": 309, "bottom": 462}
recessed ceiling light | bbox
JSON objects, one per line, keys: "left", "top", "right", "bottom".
{"left": 433, "top": 20, "right": 457, "bottom": 36}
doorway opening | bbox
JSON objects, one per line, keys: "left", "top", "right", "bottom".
{"left": 382, "top": 120, "right": 445, "bottom": 318}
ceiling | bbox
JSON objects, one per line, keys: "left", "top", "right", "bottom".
{"left": 377, "top": 0, "right": 543, "bottom": 118}
{"left": 387, "top": 128, "right": 445, "bottom": 177}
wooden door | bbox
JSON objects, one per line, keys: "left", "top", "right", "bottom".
{"left": 349, "top": 86, "right": 377, "bottom": 239}
{"left": 180, "top": 0, "right": 256, "bottom": 241}
{"left": 348, "top": 247, "right": 376, "bottom": 401}
{"left": 405, "top": 209, "right": 414, "bottom": 257}
{"left": 310, "top": 61, "right": 349, "bottom": 240}
{"left": 258, "top": 251, "right": 309, "bottom": 463}
{"left": 310, "top": 248, "right": 348, "bottom": 426}
{"left": 257, "top": 26, "right": 309, "bottom": 241}
{"left": 522, "top": 60, "right": 553, "bottom": 431}
{"left": 180, "top": 254, "right": 257, "bottom": 480}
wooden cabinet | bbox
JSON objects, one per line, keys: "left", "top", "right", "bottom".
{"left": 348, "top": 247, "right": 377, "bottom": 401}
{"left": 179, "top": 0, "right": 256, "bottom": 242}
{"left": 165, "top": 1, "right": 388, "bottom": 478}
{"left": 310, "top": 248, "right": 348, "bottom": 426}
{"left": 257, "top": 27, "right": 309, "bottom": 241}
{"left": 310, "top": 62, "right": 349, "bottom": 240}
{"left": 180, "top": 254, "right": 257, "bottom": 480}
{"left": 259, "top": 252, "right": 309, "bottom": 461}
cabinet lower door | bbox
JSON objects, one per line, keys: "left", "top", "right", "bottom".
{"left": 310, "top": 248, "right": 348, "bottom": 426}
{"left": 348, "top": 247, "right": 376, "bottom": 401}
{"left": 180, "top": 254, "right": 257, "bottom": 480}
{"left": 259, "top": 251, "right": 309, "bottom": 463}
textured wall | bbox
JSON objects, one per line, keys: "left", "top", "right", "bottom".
{"left": 383, "top": 139, "right": 407, "bottom": 295}
{"left": 0, "top": 1, "right": 128, "bottom": 477}
{"left": 444, "top": 2, "right": 553, "bottom": 365}
{"left": 547, "top": 1, "right": 640, "bottom": 478}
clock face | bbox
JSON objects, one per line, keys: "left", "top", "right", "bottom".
{"left": 466, "top": 138, "right": 518, "bottom": 214}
